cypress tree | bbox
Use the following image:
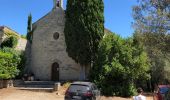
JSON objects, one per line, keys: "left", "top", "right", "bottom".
{"left": 64, "top": 0, "right": 104, "bottom": 79}
{"left": 26, "top": 14, "right": 33, "bottom": 43}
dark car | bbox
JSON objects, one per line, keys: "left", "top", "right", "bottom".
{"left": 64, "top": 82, "right": 100, "bottom": 100}
{"left": 154, "top": 85, "right": 170, "bottom": 100}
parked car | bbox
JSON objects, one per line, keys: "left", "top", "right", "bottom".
{"left": 64, "top": 81, "right": 101, "bottom": 100}
{"left": 154, "top": 85, "right": 170, "bottom": 100}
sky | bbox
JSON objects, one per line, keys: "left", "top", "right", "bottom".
{"left": 0, "top": 0, "right": 137, "bottom": 37}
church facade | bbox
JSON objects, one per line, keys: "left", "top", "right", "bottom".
{"left": 27, "top": 0, "right": 86, "bottom": 81}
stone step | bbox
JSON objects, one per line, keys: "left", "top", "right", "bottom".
{"left": 24, "top": 81, "right": 55, "bottom": 85}
{"left": 13, "top": 80, "right": 24, "bottom": 87}
{"left": 13, "top": 80, "right": 61, "bottom": 92}
{"left": 18, "top": 87, "right": 54, "bottom": 92}
{"left": 23, "top": 84, "right": 54, "bottom": 88}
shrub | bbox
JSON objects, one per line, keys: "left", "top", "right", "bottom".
{"left": 0, "top": 48, "right": 24, "bottom": 79}
{"left": 1, "top": 47, "right": 25, "bottom": 78}
{"left": 90, "top": 33, "right": 150, "bottom": 97}
{"left": 63, "top": 82, "right": 71, "bottom": 89}
{"left": 0, "top": 74, "right": 10, "bottom": 79}
{"left": 1, "top": 36, "right": 18, "bottom": 48}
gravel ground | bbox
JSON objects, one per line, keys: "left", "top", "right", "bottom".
{"left": 0, "top": 88, "right": 153, "bottom": 100}
{"left": 0, "top": 88, "right": 63, "bottom": 100}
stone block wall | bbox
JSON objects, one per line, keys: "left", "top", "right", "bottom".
{"left": 30, "top": 8, "right": 81, "bottom": 81}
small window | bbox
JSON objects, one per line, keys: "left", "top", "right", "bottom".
{"left": 53, "top": 32, "right": 59, "bottom": 40}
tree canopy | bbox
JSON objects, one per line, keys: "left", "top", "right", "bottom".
{"left": 132, "top": 0, "right": 170, "bottom": 34}
{"left": 132, "top": 0, "right": 170, "bottom": 84}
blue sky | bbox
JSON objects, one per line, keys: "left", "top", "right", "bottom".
{"left": 0, "top": 0, "right": 137, "bottom": 37}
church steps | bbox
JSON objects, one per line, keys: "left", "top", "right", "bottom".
{"left": 13, "top": 80, "right": 61, "bottom": 92}
{"left": 24, "top": 81, "right": 55, "bottom": 85}
{"left": 18, "top": 87, "right": 54, "bottom": 92}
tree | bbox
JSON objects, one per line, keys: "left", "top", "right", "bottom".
{"left": 132, "top": 0, "right": 170, "bottom": 53}
{"left": 26, "top": 14, "right": 33, "bottom": 43}
{"left": 64, "top": 0, "right": 104, "bottom": 79}
{"left": 90, "top": 33, "right": 150, "bottom": 97}
{"left": 133, "top": 0, "right": 170, "bottom": 85}
{"left": 133, "top": 0, "right": 170, "bottom": 34}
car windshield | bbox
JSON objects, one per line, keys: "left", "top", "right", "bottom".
{"left": 68, "top": 84, "right": 90, "bottom": 92}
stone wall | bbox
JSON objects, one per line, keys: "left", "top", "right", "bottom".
{"left": 30, "top": 7, "right": 81, "bottom": 81}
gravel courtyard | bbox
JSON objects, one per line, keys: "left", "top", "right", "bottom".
{"left": 0, "top": 88, "right": 153, "bottom": 100}
{"left": 0, "top": 88, "right": 63, "bottom": 100}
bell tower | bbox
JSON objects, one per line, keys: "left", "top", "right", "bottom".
{"left": 53, "top": 0, "right": 63, "bottom": 9}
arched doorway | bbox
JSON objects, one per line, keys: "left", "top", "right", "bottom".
{"left": 51, "top": 62, "right": 59, "bottom": 81}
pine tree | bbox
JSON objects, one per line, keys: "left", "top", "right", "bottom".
{"left": 64, "top": 0, "right": 104, "bottom": 79}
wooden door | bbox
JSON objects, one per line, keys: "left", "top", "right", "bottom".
{"left": 51, "top": 62, "right": 59, "bottom": 81}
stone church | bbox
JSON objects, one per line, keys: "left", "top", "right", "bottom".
{"left": 26, "top": 0, "right": 88, "bottom": 81}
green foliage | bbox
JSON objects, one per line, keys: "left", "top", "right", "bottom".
{"left": 0, "top": 52, "right": 12, "bottom": 79}
{"left": 16, "top": 51, "right": 25, "bottom": 78}
{"left": 133, "top": 32, "right": 170, "bottom": 84}
{"left": 21, "top": 35, "right": 26, "bottom": 39}
{"left": 90, "top": 33, "right": 150, "bottom": 97}
{"left": 27, "top": 14, "right": 33, "bottom": 43}
{"left": 2, "top": 47, "right": 25, "bottom": 78}
{"left": 64, "top": 0, "right": 104, "bottom": 66}
{"left": 0, "top": 50, "right": 19, "bottom": 79}
{"left": 0, "top": 48, "right": 25, "bottom": 79}
{"left": 0, "top": 74, "right": 10, "bottom": 79}
{"left": 1, "top": 36, "right": 18, "bottom": 48}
